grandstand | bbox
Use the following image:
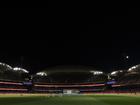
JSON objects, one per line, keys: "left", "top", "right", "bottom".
{"left": 110, "top": 64, "right": 140, "bottom": 93}
{"left": 1, "top": 63, "right": 140, "bottom": 94}
{"left": 32, "top": 66, "right": 108, "bottom": 94}
{"left": 0, "top": 62, "right": 31, "bottom": 93}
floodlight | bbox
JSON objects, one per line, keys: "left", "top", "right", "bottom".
{"left": 36, "top": 72, "right": 47, "bottom": 76}
{"left": 13, "top": 67, "right": 29, "bottom": 73}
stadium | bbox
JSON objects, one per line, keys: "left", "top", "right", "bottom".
{"left": 1, "top": 62, "right": 140, "bottom": 105}
{"left": 1, "top": 6, "right": 140, "bottom": 105}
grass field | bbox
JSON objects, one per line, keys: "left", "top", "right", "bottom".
{"left": 0, "top": 94, "right": 140, "bottom": 105}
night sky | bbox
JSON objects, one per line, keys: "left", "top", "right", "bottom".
{"left": 0, "top": 8, "right": 140, "bottom": 74}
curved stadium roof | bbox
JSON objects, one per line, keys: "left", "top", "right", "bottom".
{"left": 128, "top": 64, "right": 140, "bottom": 72}
{"left": 0, "top": 62, "right": 29, "bottom": 81}
{"left": 36, "top": 65, "right": 104, "bottom": 74}
{"left": 33, "top": 65, "right": 106, "bottom": 83}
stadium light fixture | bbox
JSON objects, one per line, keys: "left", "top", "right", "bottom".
{"left": 36, "top": 72, "right": 47, "bottom": 76}
{"left": 111, "top": 70, "right": 123, "bottom": 76}
{"left": 111, "top": 71, "right": 118, "bottom": 75}
{"left": 0, "top": 62, "right": 13, "bottom": 69}
{"left": 13, "top": 67, "right": 29, "bottom": 73}
{"left": 90, "top": 71, "right": 103, "bottom": 75}
{"left": 128, "top": 65, "right": 139, "bottom": 72}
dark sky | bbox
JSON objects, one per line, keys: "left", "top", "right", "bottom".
{"left": 0, "top": 8, "right": 140, "bottom": 74}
